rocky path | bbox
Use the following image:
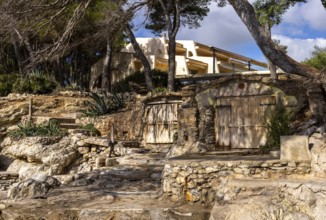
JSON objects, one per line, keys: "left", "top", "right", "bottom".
{"left": 0, "top": 151, "right": 211, "bottom": 220}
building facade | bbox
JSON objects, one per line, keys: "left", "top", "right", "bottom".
{"left": 121, "top": 36, "right": 268, "bottom": 75}
{"left": 90, "top": 36, "right": 268, "bottom": 89}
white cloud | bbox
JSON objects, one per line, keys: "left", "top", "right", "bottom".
{"left": 273, "top": 35, "right": 326, "bottom": 61}
{"left": 177, "top": 4, "right": 255, "bottom": 49}
{"left": 282, "top": 0, "right": 326, "bottom": 31}
{"left": 133, "top": 0, "right": 326, "bottom": 62}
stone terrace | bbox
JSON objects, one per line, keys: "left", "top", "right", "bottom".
{"left": 162, "top": 153, "right": 311, "bottom": 204}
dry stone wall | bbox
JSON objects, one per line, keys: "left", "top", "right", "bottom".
{"left": 163, "top": 158, "right": 311, "bottom": 204}
{"left": 77, "top": 98, "right": 144, "bottom": 140}
{"left": 0, "top": 172, "right": 18, "bottom": 191}
{"left": 163, "top": 133, "right": 326, "bottom": 204}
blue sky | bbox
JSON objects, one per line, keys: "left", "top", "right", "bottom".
{"left": 135, "top": 0, "right": 326, "bottom": 63}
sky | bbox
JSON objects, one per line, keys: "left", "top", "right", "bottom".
{"left": 135, "top": 0, "right": 326, "bottom": 63}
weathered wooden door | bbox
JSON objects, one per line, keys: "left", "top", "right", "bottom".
{"left": 144, "top": 102, "right": 179, "bottom": 144}
{"left": 215, "top": 96, "right": 275, "bottom": 149}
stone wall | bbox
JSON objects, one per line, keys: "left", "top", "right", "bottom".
{"left": 162, "top": 158, "right": 311, "bottom": 204}
{"left": 74, "top": 137, "right": 140, "bottom": 172}
{"left": 163, "top": 133, "right": 326, "bottom": 204}
{"left": 163, "top": 76, "right": 308, "bottom": 157}
{"left": 0, "top": 172, "right": 18, "bottom": 191}
{"left": 77, "top": 97, "right": 144, "bottom": 140}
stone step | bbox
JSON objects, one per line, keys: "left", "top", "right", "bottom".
{"left": 83, "top": 138, "right": 143, "bottom": 153}
{"left": 60, "top": 123, "right": 81, "bottom": 129}
{"left": 83, "top": 137, "right": 110, "bottom": 147}
{"left": 116, "top": 154, "right": 166, "bottom": 166}
{"left": 50, "top": 117, "right": 76, "bottom": 124}
{"left": 205, "top": 149, "right": 260, "bottom": 156}
{"left": 115, "top": 145, "right": 149, "bottom": 156}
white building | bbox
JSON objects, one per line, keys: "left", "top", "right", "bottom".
{"left": 90, "top": 36, "right": 268, "bottom": 88}
{"left": 121, "top": 36, "right": 267, "bottom": 75}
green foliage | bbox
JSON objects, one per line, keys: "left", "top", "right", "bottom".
{"left": 303, "top": 46, "right": 326, "bottom": 71}
{"left": 12, "top": 72, "right": 58, "bottom": 94}
{"left": 273, "top": 39, "right": 288, "bottom": 53}
{"left": 0, "top": 74, "right": 20, "bottom": 96}
{"left": 83, "top": 91, "right": 125, "bottom": 117}
{"left": 84, "top": 93, "right": 109, "bottom": 116}
{"left": 253, "top": 0, "right": 306, "bottom": 27}
{"left": 262, "top": 105, "right": 292, "bottom": 152}
{"left": 9, "top": 120, "right": 67, "bottom": 138}
{"left": 79, "top": 123, "right": 100, "bottom": 136}
{"left": 152, "top": 87, "right": 168, "bottom": 94}
{"left": 145, "top": 0, "right": 210, "bottom": 34}
{"left": 112, "top": 69, "right": 179, "bottom": 93}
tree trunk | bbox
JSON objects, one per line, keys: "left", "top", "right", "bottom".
{"left": 167, "top": 35, "right": 176, "bottom": 91}
{"left": 11, "top": 39, "right": 23, "bottom": 75}
{"left": 158, "top": 0, "right": 181, "bottom": 92}
{"left": 267, "top": 58, "right": 278, "bottom": 80}
{"left": 228, "top": 0, "right": 326, "bottom": 124}
{"left": 261, "top": 25, "right": 278, "bottom": 80}
{"left": 125, "top": 24, "right": 154, "bottom": 91}
{"left": 228, "top": 0, "right": 322, "bottom": 82}
{"left": 102, "top": 37, "right": 111, "bottom": 94}
{"left": 56, "top": 58, "right": 64, "bottom": 86}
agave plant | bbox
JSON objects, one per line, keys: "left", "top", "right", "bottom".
{"left": 83, "top": 91, "right": 125, "bottom": 117}
{"left": 9, "top": 120, "right": 67, "bottom": 138}
{"left": 110, "top": 90, "right": 125, "bottom": 112}
{"left": 83, "top": 92, "right": 109, "bottom": 116}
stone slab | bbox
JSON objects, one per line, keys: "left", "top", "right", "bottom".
{"left": 281, "top": 135, "right": 311, "bottom": 161}
{"left": 84, "top": 137, "right": 110, "bottom": 147}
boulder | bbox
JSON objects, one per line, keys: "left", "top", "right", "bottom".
{"left": 2, "top": 135, "right": 81, "bottom": 179}
{"left": 7, "top": 176, "right": 60, "bottom": 199}
{"left": 7, "top": 159, "right": 47, "bottom": 180}
{"left": 166, "top": 142, "right": 206, "bottom": 158}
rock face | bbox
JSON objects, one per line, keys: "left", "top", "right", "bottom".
{"left": 7, "top": 176, "right": 60, "bottom": 199}
{"left": 310, "top": 133, "right": 326, "bottom": 177}
{"left": 210, "top": 178, "right": 326, "bottom": 220}
{"left": 1, "top": 135, "right": 81, "bottom": 179}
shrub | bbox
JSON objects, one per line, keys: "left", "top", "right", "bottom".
{"left": 12, "top": 72, "right": 58, "bottom": 94}
{"left": 12, "top": 77, "right": 33, "bottom": 94}
{"left": 261, "top": 105, "right": 292, "bottom": 153}
{"left": 0, "top": 74, "right": 20, "bottom": 96}
{"left": 79, "top": 124, "right": 100, "bottom": 136}
{"left": 303, "top": 46, "right": 326, "bottom": 71}
{"left": 152, "top": 87, "right": 167, "bottom": 94}
{"left": 83, "top": 91, "right": 125, "bottom": 116}
{"left": 9, "top": 120, "right": 67, "bottom": 138}
{"left": 112, "top": 69, "right": 181, "bottom": 93}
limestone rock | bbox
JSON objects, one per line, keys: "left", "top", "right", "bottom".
{"left": 209, "top": 199, "right": 305, "bottom": 220}
{"left": 167, "top": 142, "right": 206, "bottom": 158}
{"left": 7, "top": 159, "right": 47, "bottom": 180}
{"left": 7, "top": 176, "right": 60, "bottom": 199}
{"left": 2, "top": 135, "right": 81, "bottom": 179}
{"left": 78, "top": 146, "right": 90, "bottom": 154}
{"left": 310, "top": 133, "right": 326, "bottom": 177}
